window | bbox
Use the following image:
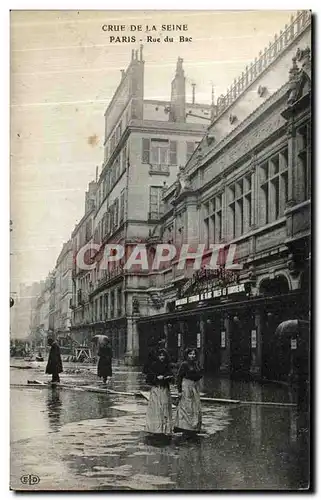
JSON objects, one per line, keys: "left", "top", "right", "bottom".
{"left": 110, "top": 291, "right": 115, "bottom": 318}
{"left": 114, "top": 154, "right": 120, "bottom": 181}
{"left": 142, "top": 138, "right": 150, "bottom": 163}
{"left": 203, "top": 193, "right": 223, "bottom": 246}
{"left": 142, "top": 138, "right": 177, "bottom": 165}
{"left": 228, "top": 174, "right": 252, "bottom": 238}
{"left": 114, "top": 198, "right": 119, "bottom": 229}
{"left": 149, "top": 186, "right": 164, "bottom": 220}
{"left": 117, "top": 288, "right": 122, "bottom": 317}
{"left": 297, "top": 124, "right": 310, "bottom": 202}
{"left": 259, "top": 148, "right": 288, "bottom": 225}
{"left": 120, "top": 189, "right": 125, "bottom": 223}
{"left": 104, "top": 294, "right": 109, "bottom": 319}
{"left": 151, "top": 139, "right": 169, "bottom": 164}
{"left": 99, "top": 296, "right": 103, "bottom": 320}
{"left": 121, "top": 143, "right": 127, "bottom": 173}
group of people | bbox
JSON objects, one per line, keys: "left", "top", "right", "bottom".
{"left": 45, "top": 336, "right": 204, "bottom": 437}
{"left": 45, "top": 336, "right": 113, "bottom": 385}
{"left": 144, "top": 345, "right": 203, "bottom": 438}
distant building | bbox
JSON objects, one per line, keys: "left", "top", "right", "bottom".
{"left": 54, "top": 240, "right": 73, "bottom": 353}
{"left": 11, "top": 282, "right": 41, "bottom": 340}
{"left": 70, "top": 181, "right": 97, "bottom": 349}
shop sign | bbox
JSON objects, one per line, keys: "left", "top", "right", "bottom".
{"left": 179, "top": 267, "right": 240, "bottom": 297}
{"left": 197, "top": 333, "right": 201, "bottom": 348}
{"left": 291, "top": 338, "right": 297, "bottom": 350}
{"left": 251, "top": 329, "right": 257, "bottom": 349}
{"left": 175, "top": 282, "right": 248, "bottom": 307}
{"left": 221, "top": 331, "right": 226, "bottom": 348}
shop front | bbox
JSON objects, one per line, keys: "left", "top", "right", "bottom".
{"left": 138, "top": 284, "right": 309, "bottom": 382}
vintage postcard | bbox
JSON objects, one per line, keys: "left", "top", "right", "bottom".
{"left": 10, "top": 10, "right": 311, "bottom": 491}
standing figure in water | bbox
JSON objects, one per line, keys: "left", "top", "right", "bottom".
{"left": 144, "top": 348, "right": 174, "bottom": 437}
{"left": 97, "top": 337, "right": 112, "bottom": 385}
{"left": 174, "top": 348, "right": 203, "bottom": 436}
{"left": 45, "top": 338, "right": 63, "bottom": 384}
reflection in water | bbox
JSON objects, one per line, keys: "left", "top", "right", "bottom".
{"left": 249, "top": 382, "right": 262, "bottom": 447}
{"left": 47, "top": 387, "right": 62, "bottom": 432}
{"left": 11, "top": 366, "right": 309, "bottom": 490}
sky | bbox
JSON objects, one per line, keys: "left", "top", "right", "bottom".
{"left": 10, "top": 9, "right": 296, "bottom": 289}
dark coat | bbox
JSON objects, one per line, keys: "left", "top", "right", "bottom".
{"left": 176, "top": 361, "right": 203, "bottom": 392}
{"left": 45, "top": 342, "right": 63, "bottom": 375}
{"left": 144, "top": 359, "right": 173, "bottom": 388}
{"left": 97, "top": 344, "right": 112, "bottom": 378}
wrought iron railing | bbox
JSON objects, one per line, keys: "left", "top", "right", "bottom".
{"left": 215, "top": 10, "right": 311, "bottom": 117}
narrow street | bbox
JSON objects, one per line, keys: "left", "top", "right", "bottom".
{"left": 10, "top": 361, "right": 309, "bottom": 491}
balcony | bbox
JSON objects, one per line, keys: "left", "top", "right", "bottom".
{"left": 89, "top": 266, "right": 124, "bottom": 297}
{"left": 149, "top": 163, "right": 170, "bottom": 176}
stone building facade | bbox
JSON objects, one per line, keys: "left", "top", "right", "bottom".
{"left": 72, "top": 47, "right": 213, "bottom": 363}
{"left": 136, "top": 10, "right": 311, "bottom": 381}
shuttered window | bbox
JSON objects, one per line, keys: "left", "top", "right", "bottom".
{"left": 119, "top": 189, "right": 125, "bottom": 223}
{"left": 142, "top": 138, "right": 150, "bottom": 163}
{"left": 169, "top": 140, "right": 177, "bottom": 165}
{"left": 149, "top": 186, "right": 164, "bottom": 220}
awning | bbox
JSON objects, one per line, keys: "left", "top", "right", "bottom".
{"left": 138, "top": 290, "right": 307, "bottom": 325}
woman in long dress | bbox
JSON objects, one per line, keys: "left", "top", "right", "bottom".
{"left": 144, "top": 348, "right": 173, "bottom": 436}
{"left": 97, "top": 337, "right": 112, "bottom": 384}
{"left": 174, "top": 348, "right": 203, "bottom": 436}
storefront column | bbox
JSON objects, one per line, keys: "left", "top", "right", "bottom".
{"left": 124, "top": 314, "right": 140, "bottom": 366}
{"left": 250, "top": 308, "right": 263, "bottom": 379}
{"left": 199, "top": 316, "right": 205, "bottom": 368}
{"left": 220, "top": 314, "right": 231, "bottom": 374}
{"left": 178, "top": 321, "right": 185, "bottom": 362}
{"left": 163, "top": 322, "right": 169, "bottom": 349}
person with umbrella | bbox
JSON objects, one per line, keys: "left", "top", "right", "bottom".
{"left": 96, "top": 336, "right": 112, "bottom": 385}
{"left": 45, "top": 337, "right": 63, "bottom": 384}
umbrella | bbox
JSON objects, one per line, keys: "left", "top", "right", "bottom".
{"left": 275, "top": 320, "right": 310, "bottom": 339}
{"left": 92, "top": 334, "right": 110, "bottom": 345}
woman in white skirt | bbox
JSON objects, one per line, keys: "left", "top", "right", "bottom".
{"left": 144, "top": 348, "right": 174, "bottom": 436}
{"left": 174, "top": 348, "right": 203, "bottom": 436}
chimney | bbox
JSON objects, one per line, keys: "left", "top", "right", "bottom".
{"left": 120, "top": 69, "right": 125, "bottom": 80}
{"left": 169, "top": 57, "right": 186, "bottom": 123}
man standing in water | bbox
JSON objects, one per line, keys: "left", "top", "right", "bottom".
{"left": 45, "top": 338, "right": 63, "bottom": 384}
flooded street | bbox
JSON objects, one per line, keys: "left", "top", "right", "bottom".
{"left": 10, "top": 363, "right": 309, "bottom": 490}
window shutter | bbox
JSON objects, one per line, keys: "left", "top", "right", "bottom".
{"left": 142, "top": 138, "right": 150, "bottom": 163}
{"left": 114, "top": 199, "right": 119, "bottom": 228}
{"left": 169, "top": 141, "right": 177, "bottom": 165}
{"left": 120, "top": 190, "right": 125, "bottom": 222}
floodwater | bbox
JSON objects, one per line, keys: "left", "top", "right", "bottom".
{"left": 10, "top": 363, "right": 310, "bottom": 491}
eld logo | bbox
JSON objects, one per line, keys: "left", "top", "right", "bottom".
{"left": 20, "top": 474, "right": 40, "bottom": 485}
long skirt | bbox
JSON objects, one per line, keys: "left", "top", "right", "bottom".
{"left": 175, "top": 378, "right": 202, "bottom": 433}
{"left": 145, "top": 386, "right": 173, "bottom": 435}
